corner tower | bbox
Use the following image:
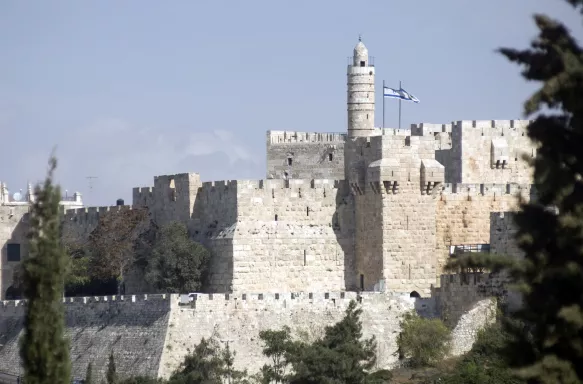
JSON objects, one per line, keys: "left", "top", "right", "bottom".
{"left": 347, "top": 37, "right": 375, "bottom": 137}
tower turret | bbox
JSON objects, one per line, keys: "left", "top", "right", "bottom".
{"left": 347, "top": 37, "right": 375, "bottom": 137}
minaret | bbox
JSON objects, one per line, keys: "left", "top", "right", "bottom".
{"left": 347, "top": 37, "right": 375, "bottom": 137}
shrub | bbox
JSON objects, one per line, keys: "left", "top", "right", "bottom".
{"left": 397, "top": 311, "right": 451, "bottom": 367}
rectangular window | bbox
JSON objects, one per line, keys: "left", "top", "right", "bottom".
{"left": 287, "top": 158, "right": 293, "bottom": 166}
{"left": 360, "top": 61, "right": 365, "bottom": 67}
{"left": 7, "top": 243, "right": 21, "bottom": 262}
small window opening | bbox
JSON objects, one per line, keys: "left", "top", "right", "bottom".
{"left": 328, "top": 153, "right": 333, "bottom": 161}
{"left": 306, "top": 207, "right": 309, "bottom": 216}
{"left": 275, "top": 214, "right": 278, "bottom": 221}
{"left": 303, "top": 250, "right": 307, "bottom": 266}
{"left": 287, "top": 158, "right": 292, "bottom": 166}
{"left": 360, "top": 61, "right": 365, "bottom": 67}
{"left": 360, "top": 274, "right": 364, "bottom": 290}
{"left": 410, "top": 291, "right": 421, "bottom": 298}
{"left": 366, "top": 114, "right": 369, "bottom": 120}
{"left": 7, "top": 244, "right": 21, "bottom": 262}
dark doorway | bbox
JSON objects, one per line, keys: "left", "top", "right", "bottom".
{"left": 410, "top": 291, "right": 421, "bottom": 298}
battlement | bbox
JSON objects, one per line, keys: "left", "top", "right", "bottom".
{"left": 455, "top": 119, "right": 534, "bottom": 138}
{"left": 0, "top": 294, "right": 171, "bottom": 313}
{"left": 439, "top": 183, "right": 532, "bottom": 197}
{"left": 268, "top": 130, "right": 347, "bottom": 144}
{"left": 64, "top": 204, "right": 138, "bottom": 224}
{"left": 410, "top": 123, "right": 453, "bottom": 136}
{"left": 201, "top": 179, "right": 342, "bottom": 191}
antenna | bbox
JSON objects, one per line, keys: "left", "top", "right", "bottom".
{"left": 86, "top": 176, "right": 98, "bottom": 191}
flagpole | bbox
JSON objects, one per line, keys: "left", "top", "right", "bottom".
{"left": 382, "top": 80, "right": 385, "bottom": 128}
{"left": 398, "top": 80, "right": 402, "bottom": 129}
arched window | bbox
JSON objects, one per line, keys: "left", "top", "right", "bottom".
{"left": 409, "top": 291, "right": 421, "bottom": 298}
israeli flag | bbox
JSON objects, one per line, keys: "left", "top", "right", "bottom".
{"left": 383, "top": 86, "right": 420, "bottom": 103}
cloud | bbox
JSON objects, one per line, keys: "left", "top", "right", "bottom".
{"left": 45, "top": 118, "right": 261, "bottom": 206}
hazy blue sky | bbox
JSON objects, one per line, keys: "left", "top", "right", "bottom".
{"left": 1, "top": 1, "right": 581, "bottom": 206}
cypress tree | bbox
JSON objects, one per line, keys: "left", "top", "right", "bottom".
{"left": 497, "top": 2, "right": 583, "bottom": 383}
{"left": 19, "top": 155, "right": 71, "bottom": 384}
{"left": 86, "top": 362, "right": 93, "bottom": 384}
{"left": 107, "top": 351, "right": 117, "bottom": 384}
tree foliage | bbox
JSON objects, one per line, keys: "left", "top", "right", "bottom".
{"left": 438, "top": 321, "right": 524, "bottom": 384}
{"left": 107, "top": 351, "right": 118, "bottom": 384}
{"left": 397, "top": 311, "right": 451, "bottom": 368}
{"left": 167, "top": 335, "right": 250, "bottom": 384}
{"left": 19, "top": 155, "right": 71, "bottom": 384}
{"left": 258, "top": 326, "right": 292, "bottom": 384}
{"left": 443, "top": 2, "right": 583, "bottom": 383}
{"left": 144, "top": 221, "right": 210, "bottom": 293}
{"left": 85, "top": 362, "right": 93, "bottom": 384}
{"left": 89, "top": 208, "right": 149, "bottom": 293}
{"left": 500, "top": 4, "right": 583, "bottom": 384}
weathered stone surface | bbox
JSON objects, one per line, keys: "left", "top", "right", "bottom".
{"left": 0, "top": 289, "right": 500, "bottom": 381}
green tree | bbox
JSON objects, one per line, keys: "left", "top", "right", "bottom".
{"left": 89, "top": 208, "right": 149, "bottom": 294}
{"left": 19, "top": 155, "right": 71, "bottom": 384}
{"left": 167, "top": 336, "right": 249, "bottom": 384}
{"left": 397, "top": 311, "right": 451, "bottom": 368}
{"left": 144, "top": 222, "right": 210, "bottom": 293}
{"left": 85, "top": 362, "right": 94, "bottom": 384}
{"left": 440, "top": 321, "right": 524, "bottom": 384}
{"left": 258, "top": 326, "right": 292, "bottom": 383}
{"left": 107, "top": 351, "right": 117, "bottom": 384}
{"left": 285, "top": 300, "right": 379, "bottom": 384}
{"left": 447, "top": 2, "right": 583, "bottom": 382}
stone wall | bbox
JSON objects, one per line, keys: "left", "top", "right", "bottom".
{"left": 351, "top": 134, "right": 443, "bottom": 296}
{"left": 454, "top": 120, "right": 535, "bottom": 184}
{"left": 0, "top": 205, "right": 29, "bottom": 300}
{"left": 0, "top": 294, "right": 171, "bottom": 382}
{"left": 266, "top": 131, "right": 346, "bottom": 180}
{"left": 434, "top": 184, "right": 529, "bottom": 278}
{"left": 490, "top": 211, "right": 523, "bottom": 259}
{"left": 0, "top": 287, "right": 504, "bottom": 381}
{"left": 197, "top": 179, "right": 355, "bottom": 293}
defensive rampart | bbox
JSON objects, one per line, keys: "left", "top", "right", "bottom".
{"left": 266, "top": 131, "right": 346, "bottom": 180}
{"left": 0, "top": 294, "right": 171, "bottom": 382}
{"left": 0, "top": 286, "right": 502, "bottom": 381}
{"left": 195, "top": 179, "right": 355, "bottom": 292}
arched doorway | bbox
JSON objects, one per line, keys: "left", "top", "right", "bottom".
{"left": 409, "top": 291, "right": 421, "bottom": 299}
{"left": 5, "top": 286, "right": 22, "bottom": 300}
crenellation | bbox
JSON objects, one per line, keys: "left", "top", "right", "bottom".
{"left": 268, "top": 130, "right": 347, "bottom": 144}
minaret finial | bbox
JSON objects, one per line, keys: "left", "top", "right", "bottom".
{"left": 358, "top": 34, "right": 362, "bottom": 42}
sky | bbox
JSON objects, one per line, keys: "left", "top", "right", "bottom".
{"left": 0, "top": 0, "right": 581, "bottom": 206}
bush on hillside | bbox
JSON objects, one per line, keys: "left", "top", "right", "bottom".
{"left": 397, "top": 311, "right": 451, "bottom": 368}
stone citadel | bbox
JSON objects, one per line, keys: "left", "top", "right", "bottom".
{"left": 0, "top": 39, "right": 532, "bottom": 380}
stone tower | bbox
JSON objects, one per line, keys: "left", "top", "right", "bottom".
{"left": 347, "top": 37, "right": 375, "bottom": 137}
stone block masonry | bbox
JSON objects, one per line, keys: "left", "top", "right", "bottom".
{"left": 0, "top": 289, "right": 499, "bottom": 381}
{"left": 0, "top": 294, "right": 171, "bottom": 383}
{"left": 266, "top": 131, "right": 347, "bottom": 180}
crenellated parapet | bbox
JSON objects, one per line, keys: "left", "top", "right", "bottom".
{"left": 63, "top": 204, "right": 137, "bottom": 226}
{"left": 268, "top": 131, "right": 346, "bottom": 144}
{"left": 439, "top": 183, "right": 533, "bottom": 199}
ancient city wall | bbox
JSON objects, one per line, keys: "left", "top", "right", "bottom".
{"left": 434, "top": 184, "right": 530, "bottom": 277}
{"left": 454, "top": 120, "right": 535, "bottom": 184}
{"left": 0, "top": 294, "right": 171, "bottom": 382}
{"left": 0, "top": 289, "right": 507, "bottom": 381}
{"left": 351, "top": 134, "right": 443, "bottom": 296}
{"left": 490, "top": 211, "right": 523, "bottom": 259}
{"left": 205, "top": 179, "right": 355, "bottom": 293}
{"left": 432, "top": 273, "right": 500, "bottom": 355}
{"left": 0, "top": 205, "right": 29, "bottom": 300}
{"left": 266, "top": 131, "right": 346, "bottom": 180}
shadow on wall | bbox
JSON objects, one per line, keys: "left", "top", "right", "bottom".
{"left": 190, "top": 183, "right": 237, "bottom": 293}
{"left": 332, "top": 182, "right": 357, "bottom": 291}
{"left": 1, "top": 211, "right": 29, "bottom": 301}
